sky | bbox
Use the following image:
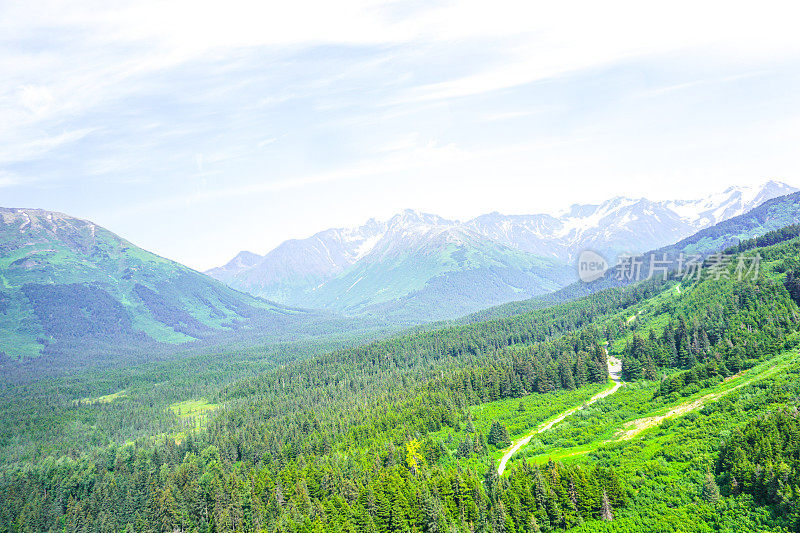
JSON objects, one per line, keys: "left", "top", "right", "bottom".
{"left": 2, "top": 0, "right": 800, "bottom": 270}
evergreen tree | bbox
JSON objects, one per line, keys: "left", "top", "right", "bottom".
{"left": 600, "top": 491, "right": 614, "bottom": 521}
{"left": 702, "top": 472, "right": 720, "bottom": 503}
{"left": 487, "top": 421, "right": 511, "bottom": 448}
{"left": 785, "top": 268, "right": 800, "bottom": 305}
{"left": 484, "top": 464, "right": 499, "bottom": 502}
{"left": 622, "top": 356, "right": 642, "bottom": 381}
{"left": 465, "top": 418, "right": 476, "bottom": 434}
{"left": 457, "top": 436, "right": 474, "bottom": 459}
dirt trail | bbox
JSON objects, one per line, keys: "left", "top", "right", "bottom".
{"left": 506, "top": 350, "right": 797, "bottom": 466}
{"left": 614, "top": 362, "right": 784, "bottom": 441}
{"left": 497, "top": 354, "right": 622, "bottom": 475}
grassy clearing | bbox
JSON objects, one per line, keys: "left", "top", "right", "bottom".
{"left": 169, "top": 398, "right": 221, "bottom": 445}
{"left": 616, "top": 347, "right": 798, "bottom": 440}
{"left": 519, "top": 347, "right": 800, "bottom": 466}
{"left": 77, "top": 389, "right": 127, "bottom": 404}
{"left": 430, "top": 382, "right": 609, "bottom": 475}
{"left": 170, "top": 398, "right": 220, "bottom": 422}
{"left": 471, "top": 385, "right": 606, "bottom": 439}
{"left": 497, "top": 376, "right": 621, "bottom": 474}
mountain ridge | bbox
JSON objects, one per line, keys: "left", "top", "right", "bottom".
{"left": 460, "top": 189, "right": 800, "bottom": 323}
{"left": 208, "top": 181, "right": 797, "bottom": 318}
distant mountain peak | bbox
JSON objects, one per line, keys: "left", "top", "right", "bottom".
{"left": 388, "top": 209, "right": 450, "bottom": 228}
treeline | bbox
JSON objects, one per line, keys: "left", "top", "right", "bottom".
{"left": 653, "top": 360, "right": 727, "bottom": 399}
{"left": 1, "top": 435, "right": 626, "bottom": 533}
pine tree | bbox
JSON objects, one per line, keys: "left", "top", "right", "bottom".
{"left": 484, "top": 463, "right": 499, "bottom": 502}
{"left": 702, "top": 472, "right": 720, "bottom": 503}
{"left": 457, "top": 436, "right": 474, "bottom": 458}
{"left": 622, "top": 356, "right": 642, "bottom": 381}
{"left": 785, "top": 269, "right": 800, "bottom": 305}
{"left": 487, "top": 421, "right": 511, "bottom": 448}
{"left": 558, "top": 356, "right": 575, "bottom": 390}
{"left": 491, "top": 501, "right": 507, "bottom": 533}
{"left": 574, "top": 356, "right": 588, "bottom": 388}
{"left": 600, "top": 491, "right": 613, "bottom": 522}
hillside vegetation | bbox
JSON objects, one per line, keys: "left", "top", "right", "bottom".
{"left": 1, "top": 227, "right": 800, "bottom": 531}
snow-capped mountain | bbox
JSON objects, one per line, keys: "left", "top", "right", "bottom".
{"left": 297, "top": 212, "right": 572, "bottom": 316}
{"left": 664, "top": 180, "right": 797, "bottom": 228}
{"left": 209, "top": 209, "right": 573, "bottom": 315}
{"left": 469, "top": 181, "right": 797, "bottom": 263}
{"left": 467, "top": 197, "right": 695, "bottom": 263}
{"left": 207, "top": 218, "right": 388, "bottom": 303}
{"left": 207, "top": 181, "right": 797, "bottom": 320}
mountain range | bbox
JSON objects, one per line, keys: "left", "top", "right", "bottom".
{"left": 208, "top": 180, "right": 797, "bottom": 320}
{"left": 1, "top": 180, "right": 796, "bottom": 362}
{"left": 463, "top": 189, "right": 800, "bottom": 323}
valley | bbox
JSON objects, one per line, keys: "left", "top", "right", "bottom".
{"left": 1, "top": 191, "right": 800, "bottom": 532}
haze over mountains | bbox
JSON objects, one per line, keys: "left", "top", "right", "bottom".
{"left": 208, "top": 180, "right": 797, "bottom": 319}
{"left": 465, "top": 189, "right": 800, "bottom": 323}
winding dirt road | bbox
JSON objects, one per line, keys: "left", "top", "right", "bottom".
{"left": 497, "top": 353, "right": 623, "bottom": 475}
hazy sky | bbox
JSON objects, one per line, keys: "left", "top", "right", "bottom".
{"left": 2, "top": 0, "right": 800, "bottom": 270}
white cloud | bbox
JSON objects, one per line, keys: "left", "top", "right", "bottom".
{"left": 18, "top": 85, "right": 54, "bottom": 116}
{"left": 0, "top": 128, "right": 95, "bottom": 164}
{"left": 397, "top": 1, "right": 800, "bottom": 102}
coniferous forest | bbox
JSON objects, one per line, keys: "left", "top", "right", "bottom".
{"left": 0, "top": 228, "right": 799, "bottom": 532}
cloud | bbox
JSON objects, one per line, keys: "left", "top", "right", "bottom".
{"left": 396, "top": 1, "right": 800, "bottom": 103}
{"left": 635, "top": 71, "right": 769, "bottom": 98}
{"left": 18, "top": 85, "right": 55, "bottom": 116}
{"left": 0, "top": 128, "right": 95, "bottom": 164}
{"left": 0, "top": 171, "right": 22, "bottom": 188}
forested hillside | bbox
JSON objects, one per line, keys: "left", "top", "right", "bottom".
{"left": 0, "top": 208, "right": 390, "bottom": 371}
{"left": 2, "top": 227, "right": 800, "bottom": 532}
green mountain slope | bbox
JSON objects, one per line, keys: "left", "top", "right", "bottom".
{"left": 210, "top": 211, "right": 574, "bottom": 323}
{"left": 0, "top": 208, "right": 306, "bottom": 360}
{"left": 305, "top": 229, "right": 573, "bottom": 322}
